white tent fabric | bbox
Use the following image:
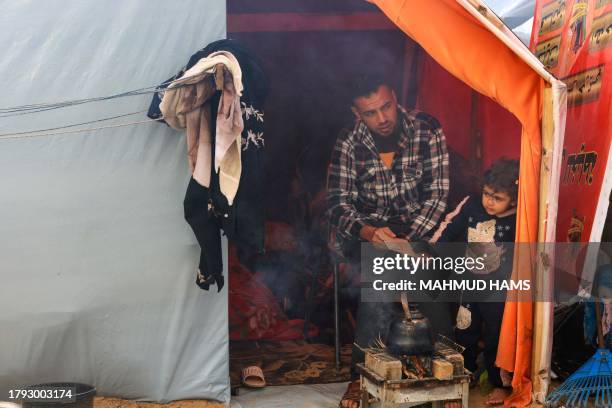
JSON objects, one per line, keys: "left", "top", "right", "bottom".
{"left": 0, "top": 0, "right": 229, "bottom": 403}
{"left": 486, "top": 0, "right": 535, "bottom": 44}
{"left": 512, "top": 17, "right": 535, "bottom": 46}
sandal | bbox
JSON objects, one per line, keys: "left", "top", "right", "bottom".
{"left": 486, "top": 387, "right": 511, "bottom": 406}
{"left": 339, "top": 379, "right": 361, "bottom": 408}
{"left": 242, "top": 365, "right": 266, "bottom": 388}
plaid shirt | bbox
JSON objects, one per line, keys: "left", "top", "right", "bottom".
{"left": 327, "top": 107, "right": 449, "bottom": 243}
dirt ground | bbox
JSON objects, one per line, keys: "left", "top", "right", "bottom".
{"left": 95, "top": 397, "right": 226, "bottom": 408}
{"left": 94, "top": 389, "right": 547, "bottom": 408}
{"left": 95, "top": 395, "right": 490, "bottom": 408}
{"left": 92, "top": 379, "right": 586, "bottom": 408}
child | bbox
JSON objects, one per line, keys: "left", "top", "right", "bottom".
{"left": 431, "top": 158, "right": 519, "bottom": 406}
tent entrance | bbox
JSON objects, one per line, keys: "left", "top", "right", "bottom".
{"left": 226, "top": 1, "right": 521, "bottom": 388}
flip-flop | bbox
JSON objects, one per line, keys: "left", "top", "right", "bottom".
{"left": 486, "top": 387, "right": 511, "bottom": 406}
{"left": 339, "top": 379, "right": 361, "bottom": 408}
{"left": 242, "top": 365, "right": 266, "bottom": 388}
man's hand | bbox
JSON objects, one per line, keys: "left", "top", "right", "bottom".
{"left": 382, "top": 237, "right": 419, "bottom": 256}
{"left": 359, "top": 225, "right": 396, "bottom": 243}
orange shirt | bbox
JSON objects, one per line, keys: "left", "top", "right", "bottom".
{"left": 379, "top": 152, "right": 395, "bottom": 169}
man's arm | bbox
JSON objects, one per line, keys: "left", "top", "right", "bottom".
{"left": 407, "top": 123, "right": 449, "bottom": 240}
{"left": 327, "top": 135, "right": 398, "bottom": 244}
{"left": 327, "top": 133, "right": 369, "bottom": 239}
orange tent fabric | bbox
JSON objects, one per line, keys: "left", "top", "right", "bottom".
{"left": 416, "top": 53, "right": 522, "bottom": 168}
{"left": 372, "top": 0, "right": 545, "bottom": 406}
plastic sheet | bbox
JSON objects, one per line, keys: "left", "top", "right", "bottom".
{"left": 0, "top": 0, "right": 229, "bottom": 403}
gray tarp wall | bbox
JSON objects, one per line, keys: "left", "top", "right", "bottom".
{"left": 0, "top": 0, "right": 229, "bottom": 403}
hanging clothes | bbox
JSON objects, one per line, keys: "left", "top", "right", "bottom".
{"left": 583, "top": 300, "right": 612, "bottom": 346}
{"left": 583, "top": 264, "right": 612, "bottom": 346}
{"left": 160, "top": 51, "right": 244, "bottom": 204}
{"left": 149, "top": 39, "right": 268, "bottom": 292}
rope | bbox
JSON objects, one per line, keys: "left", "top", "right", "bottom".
{"left": 0, "top": 87, "right": 159, "bottom": 117}
{"left": 0, "top": 70, "right": 217, "bottom": 140}
{"left": 0, "top": 117, "right": 162, "bottom": 141}
{"left": 0, "top": 110, "right": 149, "bottom": 137}
{"left": 0, "top": 71, "right": 208, "bottom": 118}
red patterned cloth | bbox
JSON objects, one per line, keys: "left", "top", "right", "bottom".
{"left": 228, "top": 244, "right": 318, "bottom": 341}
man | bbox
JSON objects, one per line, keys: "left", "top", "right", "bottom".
{"left": 328, "top": 75, "right": 455, "bottom": 407}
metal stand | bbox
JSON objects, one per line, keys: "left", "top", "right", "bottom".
{"left": 333, "top": 260, "right": 341, "bottom": 370}
{"left": 358, "top": 364, "right": 470, "bottom": 407}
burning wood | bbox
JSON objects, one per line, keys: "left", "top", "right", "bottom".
{"left": 364, "top": 335, "right": 465, "bottom": 380}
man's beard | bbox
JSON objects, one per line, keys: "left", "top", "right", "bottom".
{"left": 374, "top": 123, "right": 400, "bottom": 139}
{"left": 372, "top": 123, "right": 401, "bottom": 152}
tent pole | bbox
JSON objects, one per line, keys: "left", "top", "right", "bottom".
{"left": 531, "top": 85, "right": 555, "bottom": 403}
{"left": 334, "top": 260, "right": 341, "bottom": 371}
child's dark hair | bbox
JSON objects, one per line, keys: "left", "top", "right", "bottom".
{"left": 483, "top": 158, "right": 519, "bottom": 201}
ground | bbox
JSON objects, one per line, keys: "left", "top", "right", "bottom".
{"left": 93, "top": 383, "right": 550, "bottom": 408}
{"left": 95, "top": 397, "right": 225, "bottom": 408}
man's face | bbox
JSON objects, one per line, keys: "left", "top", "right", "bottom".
{"left": 481, "top": 185, "right": 515, "bottom": 216}
{"left": 351, "top": 85, "right": 399, "bottom": 137}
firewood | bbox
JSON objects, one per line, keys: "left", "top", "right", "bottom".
{"left": 365, "top": 349, "right": 402, "bottom": 380}
{"left": 432, "top": 358, "right": 454, "bottom": 380}
{"left": 402, "top": 365, "right": 419, "bottom": 379}
{"left": 434, "top": 342, "right": 464, "bottom": 375}
{"left": 409, "top": 356, "right": 427, "bottom": 378}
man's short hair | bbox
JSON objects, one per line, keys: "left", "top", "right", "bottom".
{"left": 349, "top": 73, "right": 390, "bottom": 105}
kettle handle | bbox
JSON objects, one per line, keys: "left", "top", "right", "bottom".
{"left": 401, "top": 291, "right": 412, "bottom": 320}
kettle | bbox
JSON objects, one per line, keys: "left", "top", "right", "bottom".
{"left": 386, "top": 292, "right": 434, "bottom": 356}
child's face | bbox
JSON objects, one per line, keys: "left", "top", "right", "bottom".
{"left": 481, "top": 185, "right": 515, "bottom": 216}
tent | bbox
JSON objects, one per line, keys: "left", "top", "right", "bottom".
{"left": 0, "top": 0, "right": 231, "bottom": 403}
{"left": 370, "top": 3, "right": 566, "bottom": 405}
{"left": 227, "top": 0, "right": 565, "bottom": 404}
{"left": 1, "top": 0, "right": 567, "bottom": 406}
{"left": 530, "top": 0, "right": 612, "bottom": 290}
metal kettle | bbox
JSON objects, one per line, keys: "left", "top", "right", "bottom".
{"left": 386, "top": 292, "right": 434, "bottom": 356}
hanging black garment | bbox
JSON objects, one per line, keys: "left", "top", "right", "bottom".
{"left": 150, "top": 39, "right": 268, "bottom": 292}
{"left": 183, "top": 177, "right": 223, "bottom": 291}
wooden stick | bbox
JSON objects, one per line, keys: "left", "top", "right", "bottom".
{"left": 402, "top": 365, "right": 418, "bottom": 379}
{"left": 410, "top": 356, "right": 427, "bottom": 378}
{"left": 595, "top": 298, "right": 605, "bottom": 348}
{"left": 531, "top": 84, "right": 556, "bottom": 402}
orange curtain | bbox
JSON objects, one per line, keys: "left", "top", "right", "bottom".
{"left": 372, "top": 1, "right": 545, "bottom": 406}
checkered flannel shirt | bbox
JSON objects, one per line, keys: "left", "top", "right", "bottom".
{"left": 327, "top": 107, "right": 449, "bottom": 244}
